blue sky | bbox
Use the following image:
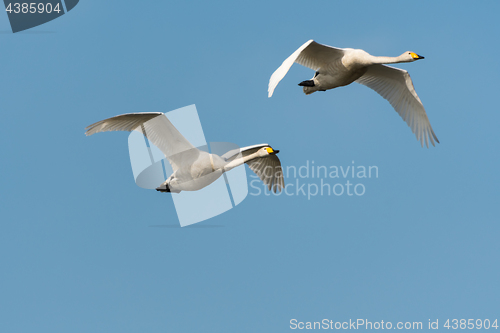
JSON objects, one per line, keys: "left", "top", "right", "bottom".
{"left": 1, "top": 1, "right": 499, "bottom": 332}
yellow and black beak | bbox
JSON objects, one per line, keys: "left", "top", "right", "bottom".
{"left": 410, "top": 52, "right": 425, "bottom": 60}
{"left": 266, "top": 147, "right": 279, "bottom": 155}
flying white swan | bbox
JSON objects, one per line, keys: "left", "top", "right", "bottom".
{"left": 85, "top": 113, "right": 284, "bottom": 193}
{"left": 268, "top": 40, "right": 439, "bottom": 147}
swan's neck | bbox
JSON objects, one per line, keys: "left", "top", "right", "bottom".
{"left": 368, "top": 54, "right": 409, "bottom": 65}
{"left": 223, "top": 151, "right": 260, "bottom": 172}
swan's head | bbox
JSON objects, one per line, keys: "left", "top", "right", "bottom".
{"left": 258, "top": 147, "right": 279, "bottom": 157}
{"left": 404, "top": 51, "right": 425, "bottom": 62}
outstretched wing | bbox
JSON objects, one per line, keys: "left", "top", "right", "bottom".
{"left": 355, "top": 64, "right": 439, "bottom": 148}
{"left": 268, "top": 40, "right": 345, "bottom": 97}
{"left": 85, "top": 112, "right": 163, "bottom": 135}
{"left": 222, "top": 144, "right": 284, "bottom": 193}
{"left": 85, "top": 113, "right": 197, "bottom": 170}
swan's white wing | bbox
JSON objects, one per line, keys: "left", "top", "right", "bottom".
{"left": 246, "top": 156, "right": 284, "bottom": 193}
{"left": 268, "top": 40, "right": 345, "bottom": 97}
{"left": 85, "top": 113, "right": 197, "bottom": 170}
{"left": 295, "top": 41, "right": 345, "bottom": 70}
{"left": 85, "top": 112, "right": 163, "bottom": 135}
{"left": 222, "top": 144, "right": 284, "bottom": 193}
{"left": 355, "top": 64, "right": 439, "bottom": 148}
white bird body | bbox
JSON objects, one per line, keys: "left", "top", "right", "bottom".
{"left": 165, "top": 150, "right": 224, "bottom": 192}
{"left": 85, "top": 113, "right": 284, "bottom": 193}
{"left": 268, "top": 40, "right": 439, "bottom": 147}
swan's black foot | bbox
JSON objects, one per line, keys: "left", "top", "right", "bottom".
{"left": 156, "top": 184, "right": 171, "bottom": 192}
{"left": 298, "top": 80, "right": 315, "bottom": 87}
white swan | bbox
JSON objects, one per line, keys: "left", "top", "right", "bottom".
{"left": 85, "top": 113, "right": 284, "bottom": 193}
{"left": 268, "top": 40, "right": 439, "bottom": 147}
